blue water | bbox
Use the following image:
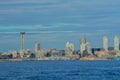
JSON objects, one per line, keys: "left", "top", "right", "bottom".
{"left": 0, "top": 60, "right": 120, "bottom": 80}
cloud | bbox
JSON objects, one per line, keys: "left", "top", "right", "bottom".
{"left": 0, "top": 31, "right": 75, "bottom": 35}
{"left": 0, "top": 25, "right": 45, "bottom": 30}
{"left": 0, "top": 0, "right": 119, "bottom": 14}
{"left": 0, "top": 0, "right": 118, "bottom": 14}
{"left": 0, "top": 23, "right": 84, "bottom": 31}
{"left": 0, "top": 0, "right": 60, "bottom": 4}
{"left": 0, "top": 0, "right": 120, "bottom": 27}
{"left": 0, "top": 22, "right": 118, "bottom": 37}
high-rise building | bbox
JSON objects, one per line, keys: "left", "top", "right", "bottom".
{"left": 20, "top": 32, "right": 25, "bottom": 58}
{"left": 80, "top": 35, "right": 93, "bottom": 57}
{"left": 65, "top": 42, "right": 74, "bottom": 54}
{"left": 114, "top": 36, "right": 119, "bottom": 51}
{"left": 80, "top": 36, "right": 86, "bottom": 55}
{"left": 103, "top": 36, "right": 108, "bottom": 51}
{"left": 86, "top": 42, "right": 92, "bottom": 54}
{"left": 20, "top": 32, "right": 25, "bottom": 50}
{"left": 35, "top": 43, "right": 40, "bottom": 53}
{"left": 34, "top": 43, "right": 40, "bottom": 59}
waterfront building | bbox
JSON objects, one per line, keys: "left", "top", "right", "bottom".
{"left": 114, "top": 36, "right": 119, "bottom": 51}
{"left": 19, "top": 50, "right": 25, "bottom": 58}
{"left": 24, "top": 49, "right": 31, "bottom": 58}
{"left": 35, "top": 43, "right": 40, "bottom": 53}
{"left": 80, "top": 35, "right": 93, "bottom": 57}
{"left": 80, "top": 43, "right": 86, "bottom": 54}
{"left": 34, "top": 43, "right": 42, "bottom": 59}
{"left": 35, "top": 50, "right": 47, "bottom": 59}
{"left": 80, "top": 36, "right": 87, "bottom": 56}
{"left": 50, "top": 48, "right": 64, "bottom": 56}
{"left": 86, "top": 42, "right": 92, "bottom": 55}
{"left": 103, "top": 36, "right": 108, "bottom": 51}
{"left": 65, "top": 42, "right": 74, "bottom": 54}
{"left": 95, "top": 51, "right": 108, "bottom": 59}
{"left": 11, "top": 51, "right": 17, "bottom": 58}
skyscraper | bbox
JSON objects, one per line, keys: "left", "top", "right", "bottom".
{"left": 86, "top": 42, "right": 92, "bottom": 54}
{"left": 34, "top": 43, "right": 40, "bottom": 59}
{"left": 80, "top": 35, "right": 86, "bottom": 55}
{"left": 103, "top": 36, "right": 108, "bottom": 51}
{"left": 114, "top": 36, "right": 119, "bottom": 51}
{"left": 20, "top": 32, "right": 25, "bottom": 50}
{"left": 35, "top": 43, "right": 40, "bottom": 53}
{"left": 20, "top": 32, "right": 25, "bottom": 58}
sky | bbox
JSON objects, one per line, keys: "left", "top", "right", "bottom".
{"left": 0, "top": 0, "right": 120, "bottom": 52}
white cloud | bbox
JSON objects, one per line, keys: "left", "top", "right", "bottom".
{"left": 0, "top": 31, "right": 75, "bottom": 34}
{"left": 0, "top": 0, "right": 60, "bottom": 4}
{"left": 0, "top": 22, "right": 85, "bottom": 31}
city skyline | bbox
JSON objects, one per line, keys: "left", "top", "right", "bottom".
{"left": 0, "top": 0, "right": 120, "bottom": 51}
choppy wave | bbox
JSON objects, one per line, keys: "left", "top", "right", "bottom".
{"left": 0, "top": 60, "right": 120, "bottom": 80}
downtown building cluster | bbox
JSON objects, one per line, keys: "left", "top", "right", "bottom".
{"left": 0, "top": 32, "right": 120, "bottom": 61}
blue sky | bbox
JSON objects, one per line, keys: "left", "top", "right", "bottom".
{"left": 0, "top": 0, "right": 120, "bottom": 51}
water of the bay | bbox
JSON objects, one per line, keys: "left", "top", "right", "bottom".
{"left": 0, "top": 60, "right": 120, "bottom": 80}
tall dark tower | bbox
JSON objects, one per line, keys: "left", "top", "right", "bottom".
{"left": 20, "top": 32, "right": 25, "bottom": 50}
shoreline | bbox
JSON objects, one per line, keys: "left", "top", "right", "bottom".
{"left": 0, "top": 58, "right": 116, "bottom": 62}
